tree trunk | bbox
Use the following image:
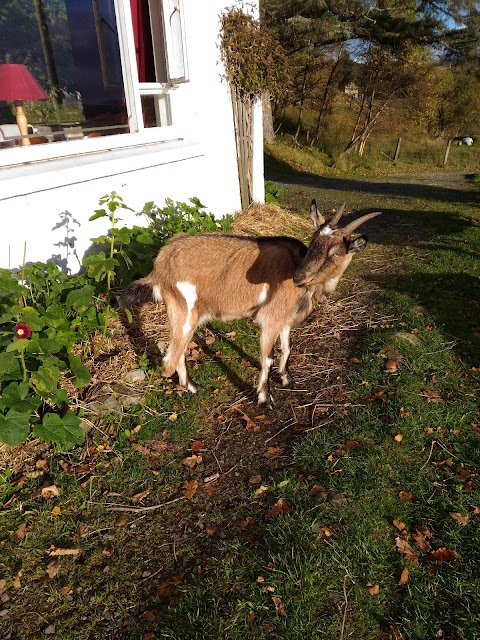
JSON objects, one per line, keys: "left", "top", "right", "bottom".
{"left": 311, "top": 46, "right": 343, "bottom": 146}
{"left": 262, "top": 91, "right": 275, "bottom": 144}
{"left": 294, "top": 59, "right": 309, "bottom": 140}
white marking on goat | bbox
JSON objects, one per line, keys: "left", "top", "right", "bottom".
{"left": 176, "top": 281, "right": 197, "bottom": 336}
{"left": 257, "top": 283, "right": 268, "bottom": 305}
{"left": 319, "top": 226, "right": 334, "bottom": 236}
{"left": 152, "top": 284, "right": 162, "bottom": 302}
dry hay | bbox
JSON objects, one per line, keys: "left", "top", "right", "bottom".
{"left": 232, "top": 202, "right": 311, "bottom": 238}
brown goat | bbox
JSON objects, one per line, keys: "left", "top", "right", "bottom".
{"left": 122, "top": 201, "right": 381, "bottom": 408}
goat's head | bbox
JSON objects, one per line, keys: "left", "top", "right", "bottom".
{"left": 293, "top": 200, "right": 381, "bottom": 291}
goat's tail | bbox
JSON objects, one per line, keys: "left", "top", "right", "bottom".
{"left": 121, "top": 276, "right": 161, "bottom": 308}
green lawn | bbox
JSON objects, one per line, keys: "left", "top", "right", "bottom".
{"left": 1, "top": 156, "right": 479, "bottom": 640}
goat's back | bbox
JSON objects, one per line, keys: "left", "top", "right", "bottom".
{"left": 150, "top": 233, "right": 308, "bottom": 318}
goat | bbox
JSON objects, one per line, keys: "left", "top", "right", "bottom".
{"left": 122, "top": 201, "right": 381, "bottom": 408}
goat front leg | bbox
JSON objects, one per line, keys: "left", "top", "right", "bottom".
{"left": 257, "top": 328, "right": 278, "bottom": 409}
{"left": 278, "top": 325, "right": 294, "bottom": 388}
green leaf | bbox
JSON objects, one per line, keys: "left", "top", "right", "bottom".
{"left": 6, "top": 339, "right": 29, "bottom": 353}
{"left": 0, "top": 382, "right": 42, "bottom": 413}
{"left": 68, "top": 355, "right": 91, "bottom": 388}
{"left": 33, "top": 411, "right": 84, "bottom": 449}
{"left": 0, "top": 409, "right": 30, "bottom": 446}
{"left": 31, "top": 364, "right": 61, "bottom": 394}
{"left": 89, "top": 208, "right": 107, "bottom": 221}
{"left": 0, "top": 351, "right": 21, "bottom": 377}
{"left": 66, "top": 286, "right": 95, "bottom": 314}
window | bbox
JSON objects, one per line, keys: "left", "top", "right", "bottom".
{"left": 0, "top": 0, "right": 187, "bottom": 148}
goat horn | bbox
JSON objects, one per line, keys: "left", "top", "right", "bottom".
{"left": 329, "top": 201, "right": 346, "bottom": 227}
{"left": 342, "top": 211, "right": 382, "bottom": 236}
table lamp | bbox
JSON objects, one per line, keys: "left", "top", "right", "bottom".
{"left": 0, "top": 64, "right": 48, "bottom": 146}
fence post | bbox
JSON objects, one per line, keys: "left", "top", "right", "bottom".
{"left": 443, "top": 139, "right": 452, "bottom": 166}
{"left": 393, "top": 137, "right": 402, "bottom": 163}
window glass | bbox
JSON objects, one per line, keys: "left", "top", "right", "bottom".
{"left": 0, "top": 0, "right": 128, "bottom": 147}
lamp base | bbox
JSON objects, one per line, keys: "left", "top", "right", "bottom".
{"left": 13, "top": 100, "right": 31, "bottom": 146}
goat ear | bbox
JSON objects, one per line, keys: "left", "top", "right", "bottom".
{"left": 309, "top": 199, "right": 325, "bottom": 228}
{"left": 347, "top": 235, "right": 368, "bottom": 253}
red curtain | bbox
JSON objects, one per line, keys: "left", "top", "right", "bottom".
{"left": 129, "top": 0, "right": 155, "bottom": 82}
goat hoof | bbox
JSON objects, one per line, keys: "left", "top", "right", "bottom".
{"left": 187, "top": 381, "right": 202, "bottom": 394}
{"left": 281, "top": 373, "right": 294, "bottom": 388}
{"left": 258, "top": 393, "right": 275, "bottom": 410}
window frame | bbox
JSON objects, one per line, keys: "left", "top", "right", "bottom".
{"left": 0, "top": 0, "right": 188, "bottom": 170}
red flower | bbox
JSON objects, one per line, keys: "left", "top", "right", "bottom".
{"left": 14, "top": 323, "right": 32, "bottom": 339}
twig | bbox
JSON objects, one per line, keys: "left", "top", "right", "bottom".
{"left": 339, "top": 571, "right": 350, "bottom": 640}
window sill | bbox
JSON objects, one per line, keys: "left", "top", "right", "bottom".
{"left": 0, "top": 137, "right": 204, "bottom": 201}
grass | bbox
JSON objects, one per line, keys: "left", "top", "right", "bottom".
{"left": 1, "top": 152, "right": 479, "bottom": 639}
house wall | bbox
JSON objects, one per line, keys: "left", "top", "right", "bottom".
{"left": 0, "top": 0, "right": 264, "bottom": 273}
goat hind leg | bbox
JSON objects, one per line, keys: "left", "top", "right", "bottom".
{"left": 162, "top": 303, "right": 200, "bottom": 392}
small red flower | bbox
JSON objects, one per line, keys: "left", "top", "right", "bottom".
{"left": 14, "top": 323, "right": 32, "bottom": 339}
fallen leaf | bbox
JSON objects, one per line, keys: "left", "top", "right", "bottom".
{"left": 181, "top": 455, "right": 203, "bottom": 468}
{"left": 36, "top": 459, "right": 48, "bottom": 471}
{"left": 266, "top": 498, "right": 293, "bottom": 518}
{"left": 191, "top": 440, "right": 204, "bottom": 452}
{"left": 473, "top": 506, "right": 480, "bottom": 515}
{"left": 144, "top": 633, "right": 155, "bottom": 640}
{"left": 46, "top": 560, "right": 61, "bottom": 579}
{"left": 399, "top": 567, "right": 409, "bottom": 584}
{"left": 140, "top": 610, "right": 156, "bottom": 622}
{"left": 206, "top": 526, "right": 217, "bottom": 535}
{"left": 75, "top": 523, "right": 89, "bottom": 539}
{"left": 272, "top": 595, "right": 287, "bottom": 617}
{"left": 168, "top": 413, "right": 178, "bottom": 422}
{"left": 203, "top": 473, "right": 220, "bottom": 483}
{"left": 225, "top": 331, "right": 236, "bottom": 340}
{"left": 366, "top": 583, "right": 380, "bottom": 596}
{"left": 262, "top": 623, "right": 274, "bottom": 633}
{"left": 394, "top": 434, "right": 403, "bottom": 443}
{"left": 450, "top": 512, "right": 470, "bottom": 526}
{"left": 132, "top": 443, "right": 151, "bottom": 455}
{"left": 205, "top": 335, "right": 216, "bottom": 345}
{"left": 249, "top": 474, "right": 262, "bottom": 485}
{"left": 254, "top": 485, "right": 268, "bottom": 496}
{"left": 265, "top": 447, "right": 281, "bottom": 459}
{"left": 41, "top": 485, "right": 61, "bottom": 500}
{"left": 48, "top": 546, "right": 81, "bottom": 557}
{"left": 399, "top": 491, "right": 413, "bottom": 501}
{"left": 395, "top": 537, "right": 419, "bottom": 566}
{"left": 430, "top": 547, "right": 459, "bottom": 564}
{"left": 13, "top": 570, "right": 22, "bottom": 589}
{"left": 239, "top": 516, "right": 254, "bottom": 530}
{"left": 14, "top": 522, "right": 27, "bottom": 541}
{"left": 182, "top": 480, "right": 198, "bottom": 499}
{"left": 131, "top": 490, "right": 151, "bottom": 503}
{"left": 0, "top": 579, "right": 7, "bottom": 595}
{"left": 385, "top": 360, "right": 399, "bottom": 373}
{"left": 156, "top": 581, "right": 175, "bottom": 597}
{"left": 393, "top": 519, "right": 407, "bottom": 532}
{"left": 51, "top": 506, "right": 61, "bottom": 517}
{"left": 390, "top": 625, "right": 405, "bottom": 640}
{"left": 115, "top": 516, "right": 127, "bottom": 527}
{"left": 412, "top": 526, "right": 432, "bottom": 552}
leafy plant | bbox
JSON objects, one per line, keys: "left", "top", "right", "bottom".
{"left": 265, "top": 180, "right": 284, "bottom": 204}
{"left": 83, "top": 192, "right": 134, "bottom": 334}
{"left": 86, "top": 195, "right": 233, "bottom": 289}
{"left": 0, "top": 264, "right": 101, "bottom": 448}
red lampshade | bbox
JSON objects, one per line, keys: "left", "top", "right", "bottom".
{"left": 0, "top": 64, "right": 49, "bottom": 101}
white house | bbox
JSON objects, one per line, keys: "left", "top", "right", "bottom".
{"left": 0, "top": 0, "right": 264, "bottom": 273}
